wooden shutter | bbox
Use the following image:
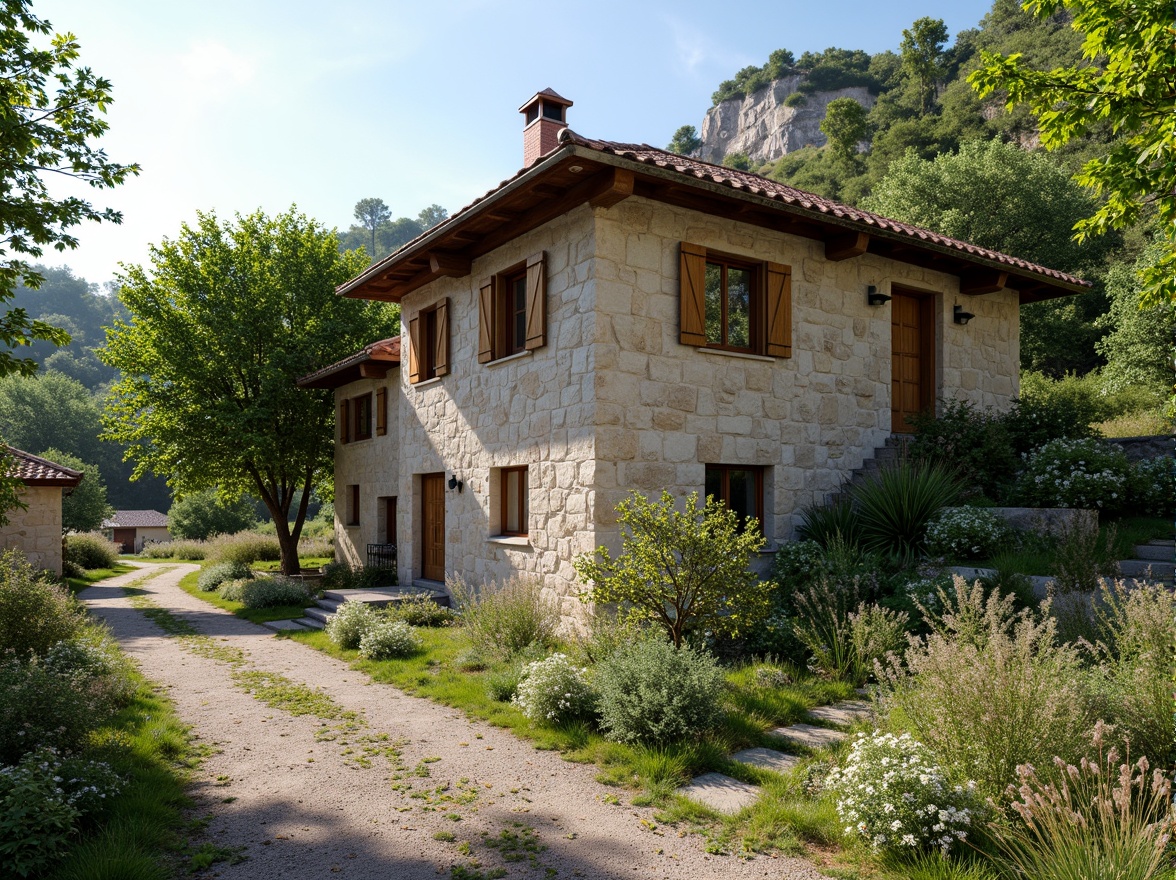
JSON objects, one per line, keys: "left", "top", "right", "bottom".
{"left": 408, "top": 317, "right": 421, "bottom": 384}
{"left": 524, "top": 252, "right": 546, "bottom": 350}
{"left": 765, "top": 261, "right": 792, "bottom": 358}
{"left": 433, "top": 298, "right": 450, "bottom": 377}
{"left": 679, "top": 242, "right": 707, "bottom": 346}
{"left": 339, "top": 399, "right": 350, "bottom": 443}
{"left": 478, "top": 277, "right": 495, "bottom": 363}
{"left": 375, "top": 387, "right": 387, "bottom": 436}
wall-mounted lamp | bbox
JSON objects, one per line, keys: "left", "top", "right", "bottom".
{"left": 867, "top": 285, "right": 891, "bottom": 307}
{"left": 953, "top": 305, "right": 975, "bottom": 325}
{"left": 447, "top": 474, "right": 464, "bottom": 493}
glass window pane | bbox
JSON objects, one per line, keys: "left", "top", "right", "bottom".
{"left": 511, "top": 277, "right": 527, "bottom": 351}
{"left": 520, "top": 470, "right": 528, "bottom": 530}
{"left": 727, "top": 469, "right": 758, "bottom": 526}
{"left": 704, "top": 263, "right": 723, "bottom": 345}
{"left": 705, "top": 467, "right": 722, "bottom": 503}
{"left": 505, "top": 470, "right": 520, "bottom": 532}
{"left": 727, "top": 267, "right": 751, "bottom": 349}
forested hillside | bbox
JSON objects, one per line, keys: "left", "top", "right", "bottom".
{"left": 668, "top": 0, "right": 1171, "bottom": 432}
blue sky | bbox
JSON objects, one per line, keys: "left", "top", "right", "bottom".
{"left": 39, "top": 0, "right": 995, "bottom": 286}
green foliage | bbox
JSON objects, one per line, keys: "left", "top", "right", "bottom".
{"left": 448, "top": 574, "right": 558, "bottom": 660}
{"left": 970, "top": 0, "right": 1176, "bottom": 308}
{"left": 39, "top": 447, "right": 111, "bottom": 533}
{"left": 783, "top": 91, "right": 807, "bottom": 107}
{"left": 722, "top": 152, "right": 752, "bottom": 171}
{"left": 0, "top": 655, "right": 109, "bottom": 763}
{"left": 851, "top": 461, "right": 963, "bottom": 562}
{"left": 924, "top": 507, "right": 1012, "bottom": 560}
{"left": 101, "top": 207, "right": 398, "bottom": 574}
{"left": 63, "top": 532, "right": 119, "bottom": 571}
{"left": 234, "top": 576, "right": 310, "bottom": 609}
{"left": 0, "top": 1, "right": 138, "bottom": 381}
{"left": 1096, "top": 240, "right": 1176, "bottom": 397}
{"left": 196, "top": 561, "right": 253, "bottom": 592}
{"left": 206, "top": 532, "right": 281, "bottom": 566}
{"left": 0, "top": 748, "right": 90, "bottom": 877}
{"left": 386, "top": 596, "right": 454, "bottom": 627}
{"left": 167, "top": 489, "right": 257, "bottom": 540}
{"left": 1128, "top": 457, "right": 1175, "bottom": 520}
{"left": 797, "top": 496, "right": 862, "bottom": 547}
{"left": 320, "top": 561, "right": 394, "bottom": 591}
{"left": 0, "top": 549, "right": 86, "bottom": 658}
{"left": 337, "top": 198, "right": 449, "bottom": 262}
{"left": 1008, "top": 372, "right": 1107, "bottom": 452}
{"left": 821, "top": 98, "right": 870, "bottom": 159}
{"left": 594, "top": 637, "right": 725, "bottom": 745}
{"left": 1015, "top": 438, "right": 1132, "bottom": 512}
{"left": 900, "top": 17, "right": 950, "bottom": 114}
{"left": 666, "top": 125, "right": 701, "bottom": 156}
{"left": 138, "top": 538, "right": 208, "bottom": 560}
{"left": 574, "top": 490, "right": 769, "bottom": 648}
{"left": 512, "top": 653, "right": 596, "bottom": 726}
{"left": 909, "top": 399, "right": 1018, "bottom": 500}
{"left": 358, "top": 618, "right": 421, "bottom": 660}
{"left": 324, "top": 600, "right": 379, "bottom": 650}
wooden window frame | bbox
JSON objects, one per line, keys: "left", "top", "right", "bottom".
{"left": 499, "top": 466, "right": 529, "bottom": 537}
{"left": 478, "top": 252, "right": 546, "bottom": 364}
{"left": 352, "top": 393, "right": 373, "bottom": 441}
{"left": 339, "top": 399, "right": 350, "bottom": 444}
{"left": 375, "top": 387, "right": 387, "bottom": 436}
{"left": 408, "top": 298, "right": 450, "bottom": 384}
{"left": 704, "top": 464, "right": 765, "bottom": 533}
{"left": 680, "top": 243, "right": 791, "bottom": 358}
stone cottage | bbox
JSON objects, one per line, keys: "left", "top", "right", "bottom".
{"left": 301, "top": 90, "right": 1087, "bottom": 615}
{"left": 1, "top": 446, "right": 82, "bottom": 575}
{"left": 103, "top": 509, "right": 171, "bottom": 553}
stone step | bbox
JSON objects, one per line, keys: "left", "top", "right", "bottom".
{"left": 807, "top": 700, "right": 872, "bottom": 727}
{"left": 675, "top": 772, "right": 760, "bottom": 814}
{"left": 321, "top": 587, "right": 450, "bottom": 608}
{"left": 730, "top": 747, "right": 800, "bottom": 775}
{"left": 261, "top": 618, "right": 310, "bottom": 633}
{"left": 293, "top": 616, "right": 324, "bottom": 630}
{"left": 302, "top": 605, "right": 334, "bottom": 625}
{"left": 1132, "top": 544, "right": 1173, "bottom": 562}
{"left": 315, "top": 596, "right": 344, "bottom": 612}
{"left": 769, "top": 723, "right": 848, "bottom": 749}
{"left": 1117, "top": 559, "right": 1175, "bottom": 579}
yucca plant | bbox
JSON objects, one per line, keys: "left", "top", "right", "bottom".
{"left": 850, "top": 461, "right": 963, "bottom": 563}
{"left": 797, "top": 494, "right": 862, "bottom": 548}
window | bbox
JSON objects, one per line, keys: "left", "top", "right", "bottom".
{"left": 375, "top": 387, "right": 387, "bottom": 436}
{"left": 704, "top": 465, "right": 764, "bottom": 532}
{"left": 478, "top": 252, "right": 546, "bottom": 363}
{"left": 679, "top": 243, "right": 792, "bottom": 357}
{"left": 339, "top": 399, "right": 350, "bottom": 443}
{"left": 499, "top": 466, "right": 529, "bottom": 536}
{"left": 353, "top": 393, "right": 372, "bottom": 441}
{"left": 346, "top": 484, "right": 361, "bottom": 526}
{"left": 408, "top": 298, "right": 450, "bottom": 384}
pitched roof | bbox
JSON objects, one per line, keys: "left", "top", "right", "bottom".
{"left": 102, "top": 510, "right": 169, "bottom": 529}
{"left": 297, "top": 337, "right": 401, "bottom": 389}
{"left": 338, "top": 128, "right": 1090, "bottom": 305}
{"left": 6, "top": 446, "right": 83, "bottom": 487}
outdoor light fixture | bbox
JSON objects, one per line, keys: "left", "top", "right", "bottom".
{"left": 448, "top": 474, "right": 463, "bottom": 493}
{"left": 866, "top": 285, "right": 891, "bottom": 307}
{"left": 954, "top": 305, "right": 975, "bottom": 325}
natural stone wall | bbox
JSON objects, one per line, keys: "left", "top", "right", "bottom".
{"left": 395, "top": 205, "right": 598, "bottom": 616}
{"left": 698, "top": 78, "right": 877, "bottom": 165}
{"left": 1105, "top": 435, "right": 1173, "bottom": 462}
{"left": 333, "top": 374, "right": 400, "bottom": 568}
{"left": 1, "top": 485, "right": 64, "bottom": 574}
{"left": 590, "top": 196, "right": 1021, "bottom": 546}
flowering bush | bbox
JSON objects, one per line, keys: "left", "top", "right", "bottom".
{"left": 827, "top": 730, "right": 977, "bottom": 855}
{"left": 358, "top": 619, "right": 421, "bottom": 660}
{"left": 325, "top": 600, "right": 379, "bottom": 649}
{"left": 923, "top": 507, "right": 1010, "bottom": 560}
{"left": 1128, "top": 456, "right": 1175, "bottom": 519}
{"left": 512, "top": 653, "right": 596, "bottom": 725}
{"left": 236, "top": 576, "right": 311, "bottom": 609}
{"left": 1016, "top": 438, "right": 1132, "bottom": 512}
{"left": 197, "top": 561, "right": 253, "bottom": 592}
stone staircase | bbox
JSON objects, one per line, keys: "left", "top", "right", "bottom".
{"left": 828, "top": 435, "right": 911, "bottom": 505}
{"left": 1116, "top": 539, "right": 1174, "bottom": 585}
{"left": 675, "top": 700, "right": 871, "bottom": 814}
{"left": 260, "top": 585, "right": 449, "bottom": 634}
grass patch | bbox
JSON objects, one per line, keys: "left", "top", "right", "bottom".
{"left": 250, "top": 556, "right": 332, "bottom": 572}
{"left": 1095, "top": 409, "right": 1171, "bottom": 438}
{"left": 176, "top": 570, "right": 309, "bottom": 624}
{"left": 971, "top": 516, "right": 1172, "bottom": 577}
{"left": 64, "top": 563, "right": 138, "bottom": 594}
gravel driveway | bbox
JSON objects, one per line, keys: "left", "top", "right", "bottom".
{"left": 80, "top": 563, "right": 829, "bottom": 880}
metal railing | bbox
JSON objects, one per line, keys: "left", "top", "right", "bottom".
{"left": 366, "top": 543, "right": 397, "bottom": 570}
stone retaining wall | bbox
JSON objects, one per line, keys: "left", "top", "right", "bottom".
{"left": 1105, "top": 435, "right": 1172, "bottom": 462}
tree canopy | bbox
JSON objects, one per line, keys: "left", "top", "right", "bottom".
{"left": 338, "top": 199, "right": 450, "bottom": 263}
{"left": 102, "top": 207, "right": 399, "bottom": 573}
{"left": 39, "top": 447, "right": 110, "bottom": 533}
{"left": 168, "top": 489, "right": 257, "bottom": 541}
{"left": 821, "top": 98, "right": 870, "bottom": 160}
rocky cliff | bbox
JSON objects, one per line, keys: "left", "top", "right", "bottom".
{"left": 697, "top": 76, "right": 875, "bottom": 165}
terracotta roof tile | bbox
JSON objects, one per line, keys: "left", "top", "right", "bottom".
{"left": 6, "top": 446, "right": 83, "bottom": 486}
{"left": 297, "top": 337, "right": 401, "bottom": 388}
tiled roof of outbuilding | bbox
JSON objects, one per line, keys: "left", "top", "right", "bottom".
{"left": 102, "top": 510, "right": 169, "bottom": 529}
{"left": 6, "top": 446, "right": 83, "bottom": 486}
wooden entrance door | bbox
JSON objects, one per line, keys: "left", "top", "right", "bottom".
{"left": 891, "top": 291, "right": 935, "bottom": 433}
{"left": 112, "top": 528, "right": 135, "bottom": 553}
{"left": 421, "top": 474, "right": 445, "bottom": 582}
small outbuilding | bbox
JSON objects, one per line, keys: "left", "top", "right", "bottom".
{"left": 103, "top": 510, "right": 171, "bottom": 553}
{"left": 2, "top": 446, "right": 83, "bottom": 575}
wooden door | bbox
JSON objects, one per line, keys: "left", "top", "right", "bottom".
{"left": 891, "top": 291, "right": 935, "bottom": 433}
{"left": 112, "top": 528, "right": 135, "bottom": 553}
{"left": 421, "top": 474, "right": 445, "bottom": 582}
{"left": 385, "top": 497, "right": 397, "bottom": 545}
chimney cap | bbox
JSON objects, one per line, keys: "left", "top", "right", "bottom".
{"left": 518, "top": 88, "right": 573, "bottom": 114}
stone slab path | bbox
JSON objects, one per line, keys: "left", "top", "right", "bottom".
{"left": 80, "top": 563, "right": 829, "bottom": 880}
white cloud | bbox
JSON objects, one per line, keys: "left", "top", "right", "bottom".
{"left": 663, "top": 15, "right": 750, "bottom": 78}
{"left": 177, "top": 40, "right": 258, "bottom": 96}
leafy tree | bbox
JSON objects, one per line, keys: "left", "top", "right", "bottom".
{"left": 667, "top": 125, "right": 702, "bottom": 156}
{"left": 416, "top": 204, "right": 448, "bottom": 230}
{"left": 1096, "top": 240, "right": 1175, "bottom": 397}
{"left": 821, "top": 97, "right": 870, "bottom": 159}
{"left": 168, "top": 489, "right": 257, "bottom": 540}
{"left": 38, "top": 447, "right": 110, "bottom": 532}
{"left": 352, "top": 197, "right": 391, "bottom": 258}
{"left": 0, "top": 370, "right": 113, "bottom": 473}
{"left": 102, "top": 207, "right": 398, "bottom": 574}
{"left": 573, "top": 490, "right": 770, "bottom": 649}
{"left": 970, "top": 0, "right": 1176, "bottom": 307}
{"left": 900, "top": 17, "right": 950, "bottom": 114}
{"left": 722, "top": 152, "right": 752, "bottom": 171}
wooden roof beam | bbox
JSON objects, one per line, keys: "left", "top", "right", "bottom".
{"left": 959, "top": 267, "right": 1009, "bottom": 295}
{"left": 825, "top": 231, "right": 869, "bottom": 261}
{"left": 588, "top": 168, "right": 635, "bottom": 209}
{"left": 428, "top": 252, "right": 471, "bottom": 277}
{"left": 359, "top": 363, "right": 390, "bottom": 379}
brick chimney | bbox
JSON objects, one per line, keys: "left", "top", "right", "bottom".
{"left": 519, "top": 89, "right": 572, "bottom": 167}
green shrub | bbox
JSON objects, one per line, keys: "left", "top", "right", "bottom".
{"left": 594, "top": 637, "right": 725, "bottom": 745}
{"left": 574, "top": 490, "right": 769, "bottom": 648}
{"left": 138, "top": 538, "right": 208, "bottom": 559}
{"left": 42, "top": 629, "right": 134, "bottom": 707}
{"left": 484, "top": 664, "right": 525, "bottom": 702}
{"left": 236, "top": 576, "right": 311, "bottom": 609}
{"left": 1015, "top": 438, "right": 1132, "bottom": 513}
{"left": 797, "top": 497, "right": 862, "bottom": 548}
{"left": 216, "top": 578, "right": 251, "bottom": 602}
{"left": 206, "top": 532, "right": 281, "bottom": 565}
{"left": 196, "top": 561, "right": 253, "bottom": 592}
{"left": 909, "top": 399, "right": 1018, "bottom": 500}
{"left": 167, "top": 489, "right": 257, "bottom": 540}
{"left": 448, "top": 574, "right": 558, "bottom": 660}
{"left": 62, "top": 532, "right": 120, "bottom": 570}
{"left": 358, "top": 619, "right": 421, "bottom": 660}
{"left": 0, "top": 657, "right": 106, "bottom": 763}
{"left": 325, "top": 600, "right": 379, "bottom": 650}
{"left": 1128, "top": 456, "right": 1176, "bottom": 519}
{"left": 851, "top": 461, "right": 963, "bottom": 562}
{"left": 827, "top": 730, "right": 978, "bottom": 855}
{"left": 849, "top": 604, "right": 910, "bottom": 683}
{"left": 387, "top": 596, "right": 454, "bottom": 627}
{"left": 512, "top": 653, "right": 596, "bottom": 726}
{"left": 877, "top": 578, "right": 1093, "bottom": 799}
{"left": 320, "top": 562, "right": 393, "bottom": 590}
{"left": 923, "top": 507, "right": 1011, "bottom": 560}
{"left": 0, "top": 550, "right": 87, "bottom": 659}
{"left": 1005, "top": 373, "right": 1103, "bottom": 456}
